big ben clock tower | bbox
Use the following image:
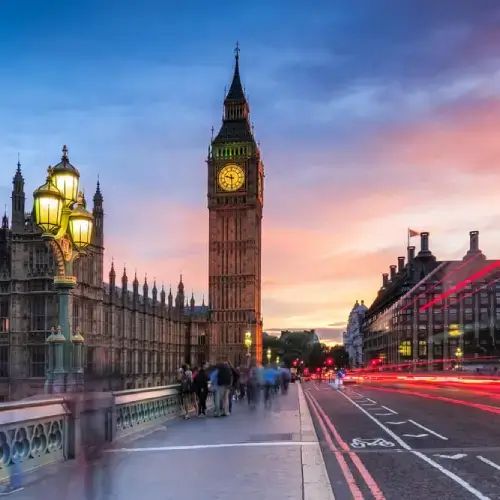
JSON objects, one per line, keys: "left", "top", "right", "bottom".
{"left": 207, "top": 45, "right": 264, "bottom": 365}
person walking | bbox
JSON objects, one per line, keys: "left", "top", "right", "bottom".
{"left": 193, "top": 364, "right": 209, "bottom": 417}
{"left": 215, "top": 361, "right": 232, "bottom": 417}
{"left": 246, "top": 360, "right": 259, "bottom": 409}
{"left": 178, "top": 366, "right": 193, "bottom": 419}
{"left": 228, "top": 362, "right": 240, "bottom": 415}
{"left": 0, "top": 455, "right": 23, "bottom": 495}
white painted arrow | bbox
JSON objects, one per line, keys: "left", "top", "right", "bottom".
{"left": 433, "top": 453, "right": 467, "bottom": 460}
{"left": 386, "top": 421, "right": 407, "bottom": 425}
{"left": 403, "top": 433, "right": 428, "bottom": 438}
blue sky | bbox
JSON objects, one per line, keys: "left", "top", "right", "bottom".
{"left": 1, "top": 1, "right": 500, "bottom": 342}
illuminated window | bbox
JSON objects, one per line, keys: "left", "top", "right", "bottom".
{"left": 419, "top": 340, "right": 427, "bottom": 356}
{"left": 399, "top": 341, "right": 411, "bottom": 357}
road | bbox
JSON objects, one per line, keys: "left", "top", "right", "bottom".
{"left": 303, "top": 380, "right": 500, "bottom": 499}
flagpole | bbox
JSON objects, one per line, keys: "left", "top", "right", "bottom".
{"left": 407, "top": 228, "right": 410, "bottom": 249}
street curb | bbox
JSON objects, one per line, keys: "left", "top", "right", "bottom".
{"left": 297, "top": 383, "right": 336, "bottom": 500}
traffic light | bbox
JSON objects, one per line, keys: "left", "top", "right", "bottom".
{"left": 326, "top": 358, "right": 333, "bottom": 366}
{"left": 293, "top": 360, "right": 298, "bottom": 367}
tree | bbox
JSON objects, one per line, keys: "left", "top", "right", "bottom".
{"left": 329, "top": 345, "right": 349, "bottom": 368}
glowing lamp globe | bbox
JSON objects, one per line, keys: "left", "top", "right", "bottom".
{"left": 53, "top": 172, "right": 79, "bottom": 206}
{"left": 51, "top": 146, "right": 81, "bottom": 206}
{"left": 33, "top": 176, "right": 64, "bottom": 236}
{"left": 68, "top": 197, "right": 94, "bottom": 251}
{"left": 244, "top": 331, "right": 252, "bottom": 349}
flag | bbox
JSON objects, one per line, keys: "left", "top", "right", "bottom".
{"left": 408, "top": 229, "right": 420, "bottom": 238}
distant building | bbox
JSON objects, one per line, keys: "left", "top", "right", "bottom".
{"left": 0, "top": 152, "right": 210, "bottom": 401}
{"left": 363, "top": 231, "right": 500, "bottom": 369}
{"left": 344, "top": 300, "right": 368, "bottom": 367}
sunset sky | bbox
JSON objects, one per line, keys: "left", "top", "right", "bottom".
{"left": 1, "top": 1, "right": 500, "bottom": 343}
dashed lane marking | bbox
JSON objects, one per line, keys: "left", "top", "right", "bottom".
{"left": 408, "top": 419, "right": 448, "bottom": 440}
{"left": 477, "top": 456, "right": 500, "bottom": 472}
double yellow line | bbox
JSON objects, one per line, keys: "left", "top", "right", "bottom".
{"left": 305, "top": 389, "right": 386, "bottom": 500}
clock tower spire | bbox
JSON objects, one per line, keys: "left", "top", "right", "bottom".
{"left": 207, "top": 44, "right": 264, "bottom": 365}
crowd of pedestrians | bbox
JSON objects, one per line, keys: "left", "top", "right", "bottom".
{"left": 177, "top": 360, "right": 292, "bottom": 418}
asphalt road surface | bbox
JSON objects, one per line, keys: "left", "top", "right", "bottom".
{"left": 303, "top": 380, "right": 500, "bottom": 500}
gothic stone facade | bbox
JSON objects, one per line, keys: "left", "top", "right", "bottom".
{"left": 207, "top": 48, "right": 264, "bottom": 365}
{"left": 0, "top": 152, "right": 210, "bottom": 401}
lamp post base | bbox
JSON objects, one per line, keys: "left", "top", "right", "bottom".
{"left": 44, "top": 274, "right": 85, "bottom": 394}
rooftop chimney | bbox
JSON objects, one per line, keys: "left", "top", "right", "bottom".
{"left": 389, "top": 265, "right": 397, "bottom": 281}
{"left": 382, "top": 273, "right": 389, "bottom": 288}
{"left": 469, "top": 230, "right": 479, "bottom": 252}
{"left": 417, "top": 231, "right": 433, "bottom": 258}
{"left": 408, "top": 246, "right": 415, "bottom": 265}
{"left": 463, "top": 230, "right": 485, "bottom": 260}
{"left": 397, "top": 256, "right": 405, "bottom": 273}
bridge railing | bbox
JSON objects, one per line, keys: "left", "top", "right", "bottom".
{"left": 0, "top": 397, "right": 69, "bottom": 481}
{"left": 0, "top": 383, "right": 201, "bottom": 480}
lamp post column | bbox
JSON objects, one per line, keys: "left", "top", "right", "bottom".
{"left": 54, "top": 275, "right": 77, "bottom": 392}
{"left": 72, "top": 330, "right": 85, "bottom": 391}
{"left": 44, "top": 328, "right": 56, "bottom": 394}
{"left": 51, "top": 326, "right": 67, "bottom": 393}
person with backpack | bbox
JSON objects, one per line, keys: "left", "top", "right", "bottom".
{"left": 178, "top": 365, "right": 193, "bottom": 419}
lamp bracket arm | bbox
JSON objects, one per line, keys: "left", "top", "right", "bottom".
{"left": 49, "top": 238, "right": 77, "bottom": 277}
{"left": 49, "top": 239, "right": 66, "bottom": 276}
{"left": 53, "top": 208, "right": 71, "bottom": 241}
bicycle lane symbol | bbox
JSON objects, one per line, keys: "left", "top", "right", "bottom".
{"left": 350, "top": 438, "right": 395, "bottom": 449}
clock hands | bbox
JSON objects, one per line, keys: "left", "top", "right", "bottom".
{"left": 225, "top": 173, "right": 234, "bottom": 188}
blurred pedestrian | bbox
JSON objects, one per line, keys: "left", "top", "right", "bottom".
{"left": 193, "top": 364, "right": 209, "bottom": 417}
{"left": 0, "top": 455, "right": 23, "bottom": 495}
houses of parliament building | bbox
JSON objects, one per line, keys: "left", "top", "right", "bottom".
{"left": 0, "top": 155, "right": 210, "bottom": 401}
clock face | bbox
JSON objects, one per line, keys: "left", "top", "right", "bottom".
{"left": 218, "top": 164, "right": 245, "bottom": 192}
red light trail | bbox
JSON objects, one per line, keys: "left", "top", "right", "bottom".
{"left": 419, "top": 261, "right": 500, "bottom": 311}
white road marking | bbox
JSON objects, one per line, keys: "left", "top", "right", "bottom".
{"left": 380, "top": 405, "right": 397, "bottom": 414}
{"left": 338, "top": 390, "right": 490, "bottom": 500}
{"left": 477, "top": 456, "right": 500, "bottom": 471}
{"left": 105, "top": 441, "right": 318, "bottom": 453}
{"left": 434, "top": 454, "right": 467, "bottom": 460}
{"left": 403, "top": 433, "right": 429, "bottom": 438}
{"left": 360, "top": 402, "right": 377, "bottom": 406}
{"left": 386, "top": 421, "right": 408, "bottom": 425}
{"left": 375, "top": 412, "right": 396, "bottom": 416}
{"left": 408, "top": 420, "right": 448, "bottom": 441}
{"left": 365, "top": 398, "right": 378, "bottom": 404}
{"left": 350, "top": 437, "right": 395, "bottom": 449}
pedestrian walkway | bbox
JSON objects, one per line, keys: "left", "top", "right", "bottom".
{"left": 4, "top": 384, "right": 334, "bottom": 499}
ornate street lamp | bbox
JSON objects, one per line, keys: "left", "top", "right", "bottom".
{"left": 266, "top": 348, "right": 271, "bottom": 364}
{"left": 276, "top": 356, "right": 280, "bottom": 365}
{"left": 244, "top": 331, "right": 252, "bottom": 356}
{"left": 33, "top": 146, "right": 94, "bottom": 394}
